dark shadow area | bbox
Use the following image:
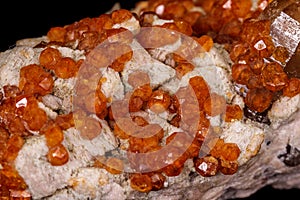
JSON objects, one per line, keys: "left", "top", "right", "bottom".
{"left": 0, "top": 0, "right": 141, "bottom": 52}
{"left": 230, "top": 185, "right": 300, "bottom": 200}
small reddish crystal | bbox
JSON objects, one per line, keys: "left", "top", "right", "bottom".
{"left": 194, "top": 156, "right": 219, "bottom": 177}
{"left": 130, "top": 173, "right": 153, "bottom": 193}
{"left": 47, "top": 144, "right": 69, "bottom": 166}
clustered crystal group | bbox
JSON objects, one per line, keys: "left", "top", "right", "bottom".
{"left": 0, "top": 0, "right": 300, "bottom": 198}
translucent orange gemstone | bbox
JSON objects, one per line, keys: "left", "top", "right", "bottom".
{"left": 113, "top": 118, "right": 138, "bottom": 139}
{"left": 169, "top": 114, "right": 181, "bottom": 128}
{"left": 0, "top": 165, "right": 28, "bottom": 191}
{"left": 148, "top": 89, "right": 171, "bottom": 114}
{"left": 210, "top": 139, "right": 241, "bottom": 161}
{"left": 47, "top": 27, "right": 66, "bottom": 43}
{"left": 182, "top": 0, "right": 195, "bottom": 10}
{"left": 3, "top": 85, "right": 21, "bottom": 99}
{"left": 252, "top": 36, "right": 275, "bottom": 58}
{"left": 219, "top": 159, "right": 239, "bottom": 175}
{"left": 194, "top": 0, "right": 215, "bottom": 13}
{"left": 132, "top": 84, "right": 153, "bottom": 102}
{"left": 168, "top": 94, "right": 180, "bottom": 114}
{"left": 129, "top": 96, "right": 144, "bottom": 112}
{"left": 162, "top": 158, "right": 185, "bottom": 177}
{"left": 130, "top": 173, "right": 152, "bottom": 193}
{"left": 42, "top": 122, "right": 64, "bottom": 148}
{"left": 196, "top": 35, "right": 214, "bottom": 52}
{"left": 105, "top": 28, "right": 134, "bottom": 44}
{"left": 55, "top": 112, "right": 75, "bottom": 130}
{"left": 109, "top": 53, "right": 133, "bottom": 73}
{"left": 237, "top": 52, "right": 264, "bottom": 74}
{"left": 230, "top": 42, "right": 249, "bottom": 62}
{"left": 241, "top": 19, "right": 271, "bottom": 43}
{"left": 174, "top": 19, "right": 193, "bottom": 36}
{"left": 129, "top": 135, "right": 160, "bottom": 153}
{"left": 189, "top": 76, "right": 210, "bottom": 109}
{"left": 245, "top": 87, "right": 273, "bottom": 113}
{"left": 7, "top": 116, "right": 26, "bottom": 136}
{"left": 261, "top": 62, "right": 289, "bottom": 92}
{"left": 203, "top": 92, "right": 226, "bottom": 117}
{"left": 0, "top": 127, "right": 9, "bottom": 162}
{"left": 78, "top": 31, "right": 100, "bottom": 52}
{"left": 111, "top": 9, "right": 133, "bottom": 24}
{"left": 224, "top": 104, "right": 243, "bottom": 122}
{"left": 93, "top": 14, "right": 114, "bottom": 33}
{"left": 183, "top": 11, "right": 202, "bottom": 26}
{"left": 283, "top": 78, "right": 300, "bottom": 98}
{"left": 175, "top": 62, "right": 195, "bottom": 79}
{"left": 232, "top": 0, "right": 252, "bottom": 18}
{"left": 136, "top": 26, "right": 180, "bottom": 48}
{"left": 54, "top": 57, "right": 79, "bottom": 79}
{"left": 231, "top": 63, "right": 253, "bottom": 85}
{"left": 39, "top": 47, "right": 62, "bottom": 70}
{"left": 247, "top": 75, "right": 264, "bottom": 89}
{"left": 94, "top": 89, "right": 108, "bottom": 119}
{"left": 19, "top": 64, "right": 54, "bottom": 96}
{"left": 149, "top": 172, "right": 166, "bottom": 191}
{"left": 4, "top": 135, "right": 24, "bottom": 163}
{"left": 47, "top": 144, "right": 69, "bottom": 166}
{"left": 272, "top": 46, "right": 290, "bottom": 64}
{"left": 193, "top": 156, "right": 219, "bottom": 177}
{"left": 163, "top": 2, "right": 187, "bottom": 19}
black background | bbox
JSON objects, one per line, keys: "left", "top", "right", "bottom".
{"left": 0, "top": 1, "right": 300, "bottom": 199}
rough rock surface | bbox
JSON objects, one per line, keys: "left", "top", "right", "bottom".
{"left": 1, "top": 1, "right": 300, "bottom": 200}
{"left": 4, "top": 36, "right": 299, "bottom": 200}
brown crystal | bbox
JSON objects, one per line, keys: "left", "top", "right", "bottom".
{"left": 224, "top": 104, "right": 243, "bottom": 122}
{"left": 261, "top": 62, "right": 289, "bottom": 92}
{"left": 189, "top": 76, "right": 210, "bottom": 109}
{"left": 19, "top": 64, "right": 54, "bottom": 96}
{"left": 42, "top": 122, "right": 64, "bottom": 148}
{"left": 203, "top": 92, "right": 226, "bottom": 117}
{"left": 111, "top": 9, "right": 133, "bottom": 24}
{"left": 47, "top": 27, "right": 66, "bottom": 43}
{"left": 196, "top": 35, "right": 214, "bottom": 52}
{"left": 232, "top": 0, "right": 253, "bottom": 18}
{"left": 272, "top": 46, "right": 290, "bottom": 64}
{"left": 54, "top": 57, "right": 79, "bottom": 79}
{"left": 47, "top": 144, "right": 69, "bottom": 166}
{"left": 245, "top": 87, "right": 273, "bottom": 113}
{"left": 193, "top": 156, "right": 219, "bottom": 177}
{"left": 219, "top": 159, "right": 239, "bottom": 175}
{"left": 130, "top": 173, "right": 153, "bottom": 193}
{"left": 39, "top": 47, "right": 62, "bottom": 70}
{"left": 283, "top": 78, "right": 300, "bottom": 98}
{"left": 149, "top": 172, "right": 166, "bottom": 191}
{"left": 54, "top": 112, "right": 75, "bottom": 130}
{"left": 231, "top": 63, "right": 253, "bottom": 85}
{"left": 210, "top": 139, "right": 241, "bottom": 161}
{"left": 148, "top": 89, "right": 171, "bottom": 114}
{"left": 4, "top": 135, "right": 24, "bottom": 164}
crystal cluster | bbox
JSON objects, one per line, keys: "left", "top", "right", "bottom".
{"left": 1, "top": 0, "right": 299, "bottom": 197}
